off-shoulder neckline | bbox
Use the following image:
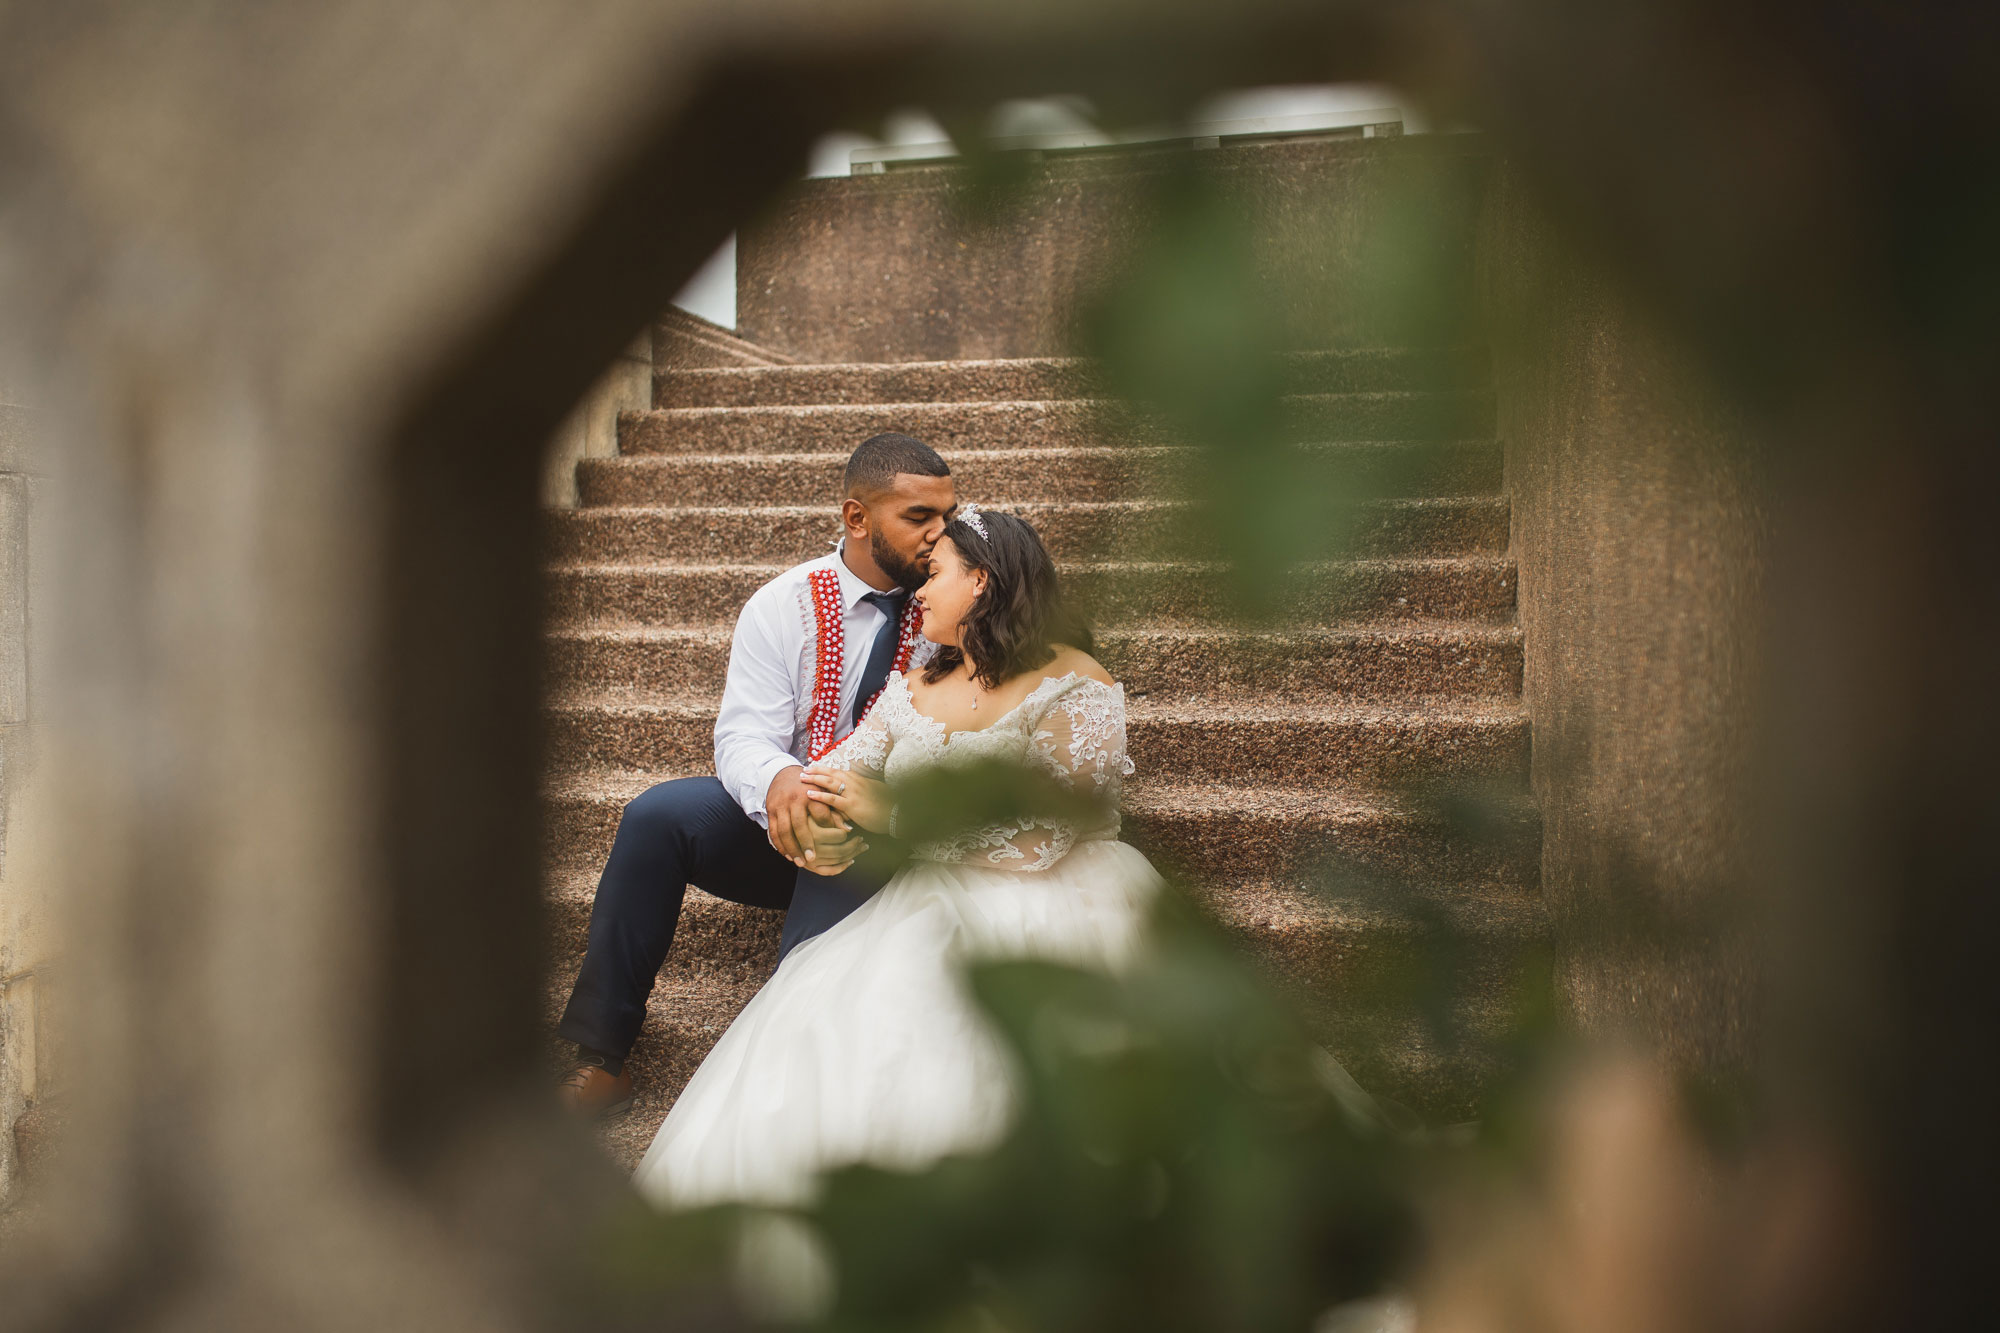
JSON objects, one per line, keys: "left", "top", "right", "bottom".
{"left": 889, "top": 669, "right": 1117, "bottom": 743}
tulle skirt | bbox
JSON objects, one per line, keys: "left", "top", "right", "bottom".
{"left": 632, "top": 838, "right": 1163, "bottom": 1209}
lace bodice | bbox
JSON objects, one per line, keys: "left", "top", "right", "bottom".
{"left": 810, "top": 670, "right": 1135, "bottom": 872}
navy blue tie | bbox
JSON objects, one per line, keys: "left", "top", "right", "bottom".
{"left": 852, "top": 589, "right": 908, "bottom": 727}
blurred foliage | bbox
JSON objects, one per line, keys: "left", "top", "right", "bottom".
{"left": 601, "top": 109, "right": 1583, "bottom": 1332}
{"left": 593, "top": 891, "right": 1425, "bottom": 1332}
{"left": 836, "top": 757, "right": 1114, "bottom": 883}
{"left": 1079, "top": 155, "right": 1478, "bottom": 618}
{"left": 887, "top": 757, "right": 1110, "bottom": 850}
{"left": 1081, "top": 168, "right": 1307, "bottom": 620}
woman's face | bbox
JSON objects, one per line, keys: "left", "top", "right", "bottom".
{"left": 914, "top": 536, "right": 985, "bottom": 648}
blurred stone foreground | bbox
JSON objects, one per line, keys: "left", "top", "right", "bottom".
{"left": 0, "top": 2, "right": 1995, "bottom": 1331}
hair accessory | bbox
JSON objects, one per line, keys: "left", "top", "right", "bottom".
{"left": 956, "top": 503, "right": 991, "bottom": 542}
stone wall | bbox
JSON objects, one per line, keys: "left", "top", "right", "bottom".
{"left": 736, "top": 135, "right": 1487, "bottom": 363}
{"left": 540, "top": 314, "right": 802, "bottom": 508}
{"left": 540, "top": 332, "right": 653, "bottom": 508}
{"left": 652, "top": 305, "right": 794, "bottom": 374}
{"left": 1477, "top": 162, "right": 1771, "bottom": 1074}
{"left": 0, "top": 381, "right": 44, "bottom": 1206}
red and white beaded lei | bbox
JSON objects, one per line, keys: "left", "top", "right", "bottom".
{"left": 804, "top": 567, "right": 924, "bottom": 762}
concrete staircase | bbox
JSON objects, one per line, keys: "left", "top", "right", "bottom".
{"left": 542, "top": 336, "right": 1543, "bottom": 1165}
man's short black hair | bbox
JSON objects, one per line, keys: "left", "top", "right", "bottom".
{"left": 845, "top": 432, "right": 949, "bottom": 499}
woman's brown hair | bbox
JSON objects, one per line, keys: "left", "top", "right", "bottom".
{"left": 921, "top": 511, "right": 1094, "bottom": 690}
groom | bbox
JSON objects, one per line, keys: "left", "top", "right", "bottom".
{"left": 557, "top": 431, "right": 956, "bottom": 1114}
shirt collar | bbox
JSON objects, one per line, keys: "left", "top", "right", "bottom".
{"left": 829, "top": 538, "right": 903, "bottom": 612}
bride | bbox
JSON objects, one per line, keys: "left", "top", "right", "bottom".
{"left": 632, "top": 505, "right": 1164, "bottom": 1209}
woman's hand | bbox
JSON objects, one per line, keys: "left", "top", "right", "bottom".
{"left": 801, "top": 768, "right": 894, "bottom": 834}
{"left": 798, "top": 802, "right": 868, "bottom": 874}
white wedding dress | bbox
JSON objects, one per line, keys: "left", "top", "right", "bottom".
{"left": 633, "top": 669, "right": 1163, "bottom": 1209}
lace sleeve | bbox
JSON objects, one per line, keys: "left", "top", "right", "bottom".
{"left": 807, "top": 705, "right": 891, "bottom": 779}
{"left": 911, "top": 676, "right": 1131, "bottom": 873}
{"left": 1029, "top": 678, "right": 1135, "bottom": 802}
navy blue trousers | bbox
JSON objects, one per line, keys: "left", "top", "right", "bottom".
{"left": 556, "top": 775, "right": 889, "bottom": 1061}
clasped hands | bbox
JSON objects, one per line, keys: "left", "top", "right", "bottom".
{"left": 764, "top": 764, "right": 894, "bottom": 876}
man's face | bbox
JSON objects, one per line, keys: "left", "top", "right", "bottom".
{"left": 862, "top": 472, "right": 957, "bottom": 591}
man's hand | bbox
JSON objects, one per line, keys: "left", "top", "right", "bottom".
{"left": 770, "top": 765, "right": 869, "bottom": 871}
{"left": 765, "top": 766, "right": 820, "bottom": 867}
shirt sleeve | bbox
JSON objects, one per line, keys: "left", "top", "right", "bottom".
{"left": 713, "top": 585, "right": 804, "bottom": 829}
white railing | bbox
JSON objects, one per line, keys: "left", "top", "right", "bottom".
{"left": 849, "top": 107, "right": 1405, "bottom": 174}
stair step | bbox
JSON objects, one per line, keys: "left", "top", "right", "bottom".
{"left": 545, "top": 622, "right": 1524, "bottom": 700}
{"left": 539, "top": 894, "right": 773, "bottom": 1171}
{"left": 545, "top": 771, "right": 1537, "bottom": 898}
{"left": 659, "top": 357, "right": 1102, "bottom": 410}
{"left": 654, "top": 307, "right": 795, "bottom": 369}
{"left": 545, "top": 496, "right": 1509, "bottom": 567}
{"left": 653, "top": 347, "right": 1491, "bottom": 409}
{"left": 577, "top": 440, "right": 1505, "bottom": 507}
{"left": 616, "top": 392, "right": 1495, "bottom": 456}
{"left": 1125, "top": 778, "right": 1542, "bottom": 889}
{"left": 545, "top": 556, "right": 1518, "bottom": 630}
{"left": 542, "top": 694, "right": 1529, "bottom": 787}
{"left": 540, "top": 810, "right": 1542, "bottom": 937}
{"left": 1192, "top": 877, "right": 1549, "bottom": 1104}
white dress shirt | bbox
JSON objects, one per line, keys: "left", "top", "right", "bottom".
{"left": 714, "top": 542, "right": 936, "bottom": 828}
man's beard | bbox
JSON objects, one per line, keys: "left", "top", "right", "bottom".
{"left": 871, "top": 528, "right": 929, "bottom": 592}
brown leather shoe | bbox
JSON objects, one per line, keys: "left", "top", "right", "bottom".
{"left": 558, "top": 1063, "right": 634, "bottom": 1118}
